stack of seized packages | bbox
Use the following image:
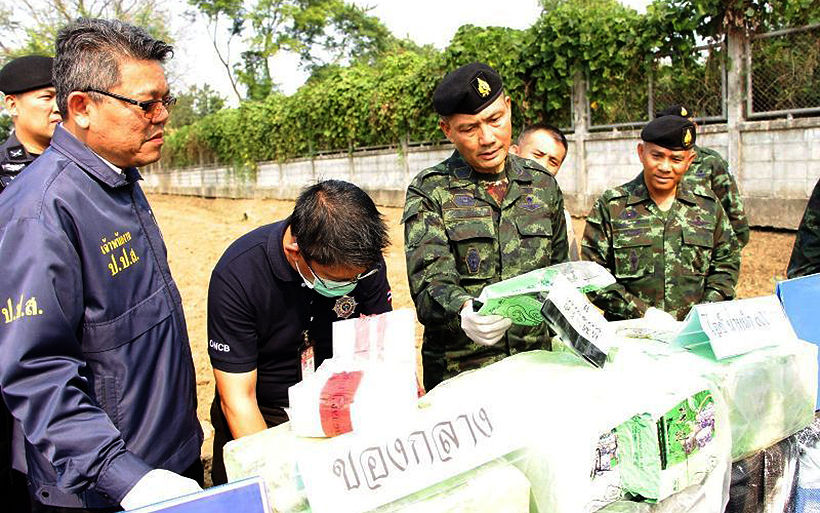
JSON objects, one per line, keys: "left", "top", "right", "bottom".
{"left": 222, "top": 270, "right": 817, "bottom": 513}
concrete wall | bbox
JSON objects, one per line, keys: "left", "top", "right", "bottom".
{"left": 142, "top": 117, "right": 819, "bottom": 229}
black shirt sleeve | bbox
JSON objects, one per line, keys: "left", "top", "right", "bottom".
{"left": 207, "top": 270, "right": 260, "bottom": 372}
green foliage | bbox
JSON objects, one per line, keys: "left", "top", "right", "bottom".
{"left": 167, "top": 84, "right": 226, "bottom": 130}
{"left": 162, "top": 0, "right": 818, "bottom": 167}
{"left": 0, "top": 0, "right": 173, "bottom": 59}
{"left": 189, "top": 0, "right": 402, "bottom": 100}
{"left": 0, "top": 113, "right": 11, "bottom": 142}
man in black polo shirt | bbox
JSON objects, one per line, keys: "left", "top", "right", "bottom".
{"left": 207, "top": 180, "right": 392, "bottom": 484}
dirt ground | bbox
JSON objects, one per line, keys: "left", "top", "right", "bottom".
{"left": 146, "top": 193, "right": 797, "bottom": 477}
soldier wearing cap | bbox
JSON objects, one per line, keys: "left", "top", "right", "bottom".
{"left": 0, "top": 55, "right": 62, "bottom": 192}
{"left": 657, "top": 104, "right": 750, "bottom": 250}
{"left": 403, "top": 62, "right": 568, "bottom": 390}
{"left": 581, "top": 115, "right": 739, "bottom": 321}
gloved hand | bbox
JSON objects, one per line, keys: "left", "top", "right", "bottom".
{"left": 460, "top": 300, "right": 513, "bottom": 346}
{"left": 120, "top": 469, "right": 202, "bottom": 510}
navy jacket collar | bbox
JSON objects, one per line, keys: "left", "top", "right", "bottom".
{"left": 49, "top": 125, "right": 141, "bottom": 188}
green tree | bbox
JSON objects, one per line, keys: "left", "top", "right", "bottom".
{"left": 167, "top": 84, "right": 226, "bottom": 130}
{"left": 188, "top": 0, "right": 401, "bottom": 101}
{"left": 0, "top": 0, "right": 173, "bottom": 59}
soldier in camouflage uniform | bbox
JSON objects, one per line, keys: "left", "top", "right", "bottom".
{"left": 403, "top": 62, "right": 568, "bottom": 390}
{"left": 658, "top": 105, "right": 750, "bottom": 248}
{"left": 581, "top": 115, "right": 739, "bottom": 321}
{"left": 787, "top": 177, "right": 820, "bottom": 278}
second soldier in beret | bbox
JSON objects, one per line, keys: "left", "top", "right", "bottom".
{"left": 0, "top": 55, "right": 61, "bottom": 192}
{"left": 403, "top": 62, "right": 569, "bottom": 390}
{"left": 581, "top": 115, "right": 740, "bottom": 321}
{"left": 657, "top": 104, "right": 750, "bottom": 252}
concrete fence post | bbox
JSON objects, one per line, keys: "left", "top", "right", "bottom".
{"left": 573, "top": 69, "right": 590, "bottom": 214}
{"left": 726, "top": 28, "right": 745, "bottom": 187}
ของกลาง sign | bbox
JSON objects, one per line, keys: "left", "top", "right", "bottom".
{"left": 295, "top": 398, "right": 518, "bottom": 513}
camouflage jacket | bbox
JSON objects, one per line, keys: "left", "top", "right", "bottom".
{"left": 787, "top": 177, "right": 820, "bottom": 278}
{"left": 581, "top": 173, "right": 740, "bottom": 321}
{"left": 685, "top": 145, "right": 750, "bottom": 248}
{"left": 403, "top": 151, "right": 568, "bottom": 389}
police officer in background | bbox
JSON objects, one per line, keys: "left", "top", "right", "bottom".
{"left": 403, "top": 62, "right": 568, "bottom": 391}
{"left": 0, "top": 55, "right": 62, "bottom": 192}
{"left": 581, "top": 115, "right": 739, "bottom": 321}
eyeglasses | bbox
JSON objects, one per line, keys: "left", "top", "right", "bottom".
{"left": 305, "top": 261, "right": 380, "bottom": 290}
{"left": 84, "top": 88, "right": 176, "bottom": 121}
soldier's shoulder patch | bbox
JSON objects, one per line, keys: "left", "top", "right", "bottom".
{"left": 465, "top": 247, "right": 481, "bottom": 274}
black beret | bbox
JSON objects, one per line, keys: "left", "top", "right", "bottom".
{"left": 433, "top": 62, "right": 503, "bottom": 116}
{"left": 657, "top": 104, "right": 693, "bottom": 120}
{"left": 641, "top": 115, "right": 696, "bottom": 151}
{"left": 0, "top": 55, "right": 54, "bottom": 95}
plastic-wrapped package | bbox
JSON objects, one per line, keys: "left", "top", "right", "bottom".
{"left": 426, "top": 350, "right": 731, "bottom": 512}
{"left": 223, "top": 422, "right": 311, "bottom": 513}
{"left": 609, "top": 329, "right": 817, "bottom": 462}
{"left": 287, "top": 359, "right": 417, "bottom": 437}
{"left": 287, "top": 310, "right": 419, "bottom": 437}
{"left": 223, "top": 425, "right": 530, "bottom": 513}
{"left": 370, "top": 458, "right": 530, "bottom": 513}
{"left": 476, "top": 261, "right": 615, "bottom": 324}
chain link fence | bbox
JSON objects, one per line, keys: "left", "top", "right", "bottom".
{"left": 747, "top": 23, "right": 820, "bottom": 118}
{"left": 651, "top": 43, "right": 726, "bottom": 122}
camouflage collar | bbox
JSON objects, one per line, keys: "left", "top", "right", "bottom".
{"left": 626, "top": 172, "right": 698, "bottom": 206}
{"left": 448, "top": 150, "right": 532, "bottom": 186}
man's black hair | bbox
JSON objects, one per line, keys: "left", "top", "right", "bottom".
{"left": 54, "top": 18, "right": 174, "bottom": 117}
{"left": 291, "top": 180, "right": 389, "bottom": 268}
{"left": 517, "top": 123, "right": 568, "bottom": 152}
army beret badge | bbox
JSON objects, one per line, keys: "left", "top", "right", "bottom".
{"left": 473, "top": 74, "right": 492, "bottom": 98}
{"left": 683, "top": 126, "right": 693, "bottom": 147}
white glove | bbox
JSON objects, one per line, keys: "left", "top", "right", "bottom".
{"left": 643, "top": 307, "right": 678, "bottom": 326}
{"left": 120, "top": 469, "right": 202, "bottom": 510}
{"left": 460, "top": 300, "right": 513, "bottom": 346}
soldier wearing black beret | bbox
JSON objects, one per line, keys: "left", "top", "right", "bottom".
{"left": 0, "top": 55, "right": 61, "bottom": 193}
{"left": 582, "top": 114, "right": 739, "bottom": 323}
{"left": 656, "top": 103, "right": 750, "bottom": 250}
{"left": 403, "top": 62, "right": 569, "bottom": 390}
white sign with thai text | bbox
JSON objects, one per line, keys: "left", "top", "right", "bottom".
{"left": 675, "top": 295, "right": 797, "bottom": 359}
{"left": 296, "top": 399, "right": 518, "bottom": 513}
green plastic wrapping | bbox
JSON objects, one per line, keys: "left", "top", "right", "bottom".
{"left": 476, "top": 261, "right": 615, "bottom": 325}
{"left": 610, "top": 324, "right": 817, "bottom": 462}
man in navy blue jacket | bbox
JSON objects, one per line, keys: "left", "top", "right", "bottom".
{"left": 0, "top": 18, "right": 202, "bottom": 511}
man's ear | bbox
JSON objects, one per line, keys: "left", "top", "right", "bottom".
{"left": 282, "top": 239, "right": 299, "bottom": 258}
{"left": 3, "top": 94, "right": 18, "bottom": 117}
{"left": 509, "top": 144, "right": 520, "bottom": 156}
{"left": 439, "top": 117, "right": 453, "bottom": 143}
{"left": 66, "top": 91, "right": 92, "bottom": 129}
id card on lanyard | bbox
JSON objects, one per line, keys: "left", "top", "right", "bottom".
{"left": 300, "top": 329, "right": 315, "bottom": 376}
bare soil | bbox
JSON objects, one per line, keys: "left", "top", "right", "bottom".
{"left": 146, "top": 194, "right": 796, "bottom": 480}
